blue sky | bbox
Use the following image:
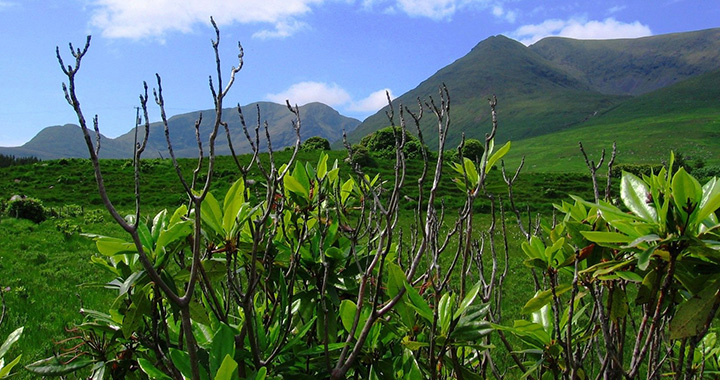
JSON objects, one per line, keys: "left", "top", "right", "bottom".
{"left": 0, "top": 0, "right": 718, "bottom": 147}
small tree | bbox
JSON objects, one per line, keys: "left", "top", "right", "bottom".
{"left": 300, "top": 136, "right": 331, "bottom": 151}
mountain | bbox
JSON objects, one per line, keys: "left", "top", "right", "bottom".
{"left": 529, "top": 28, "right": 720, "bottom": 96}
{"left": 502, "top": 68, "right": 720, "bottom": 172}
{"left": 0, "top": 124, "right": 128, "bottom": 160}
{"left": 348, "top": 28, "right": 720, "bottom": 154}
{"left": 1, "top": 102, "right": 359, "bottom": 159}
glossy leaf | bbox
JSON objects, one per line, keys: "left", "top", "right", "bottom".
{"left": 672, "top": 167, "right": 702, "bottom": 216}
{"left": 670, "top": 280, "right": 720, "bottom": 339}
{"left": 580, "top": 231, "right": 633, "bottom": 244}
{"left": 137, "top": 358, "right": 173, "bottom": 380}
{"left": 25, "top": 356, "right": 94, "bottom": 376}
{"left": 522, "top": 284, "right": 571, "bottom": 314}
{"left": 222, "top": 178, "right": 246, "bottom": 234}
{"left": 210, "top": 324, "right": 236, "bottom": 377}
{"left": 620, "top": 171, "right": 657, "bottom": 222}
{"left": 213, "top": 354, "right": 238, "bottom": 380}
{"left": 403, "top": 282, "right": 433, "bottom": 322}
{"left": 486, "top": 140, "right": 511, "bottom": 171}
{"left": 0, "top": 327, "right": 22, "bottom": 359}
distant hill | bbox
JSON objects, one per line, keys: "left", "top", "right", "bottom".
{"left": 348, "top": 28, "right": 720, "bottom": 161}
{"left": 503, "top": 69, "right": 720, "bottom": 172}
{"left": 0, "top": 102, "right": 359, "bottom": 160}
{"left": 0, "top": 124, "right": 128, "bottom": 160}
{"left": 530, "top": 28, "right": 720, "bottom": 96}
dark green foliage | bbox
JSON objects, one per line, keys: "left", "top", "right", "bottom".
{"left": 359, "top": 126, "right": 428, "bottom": 160}
{"left": 349, "top": 144, "right": 373, "bottom": 167}
{"left": 301, "top": 136, "right": 331, "bottom": 151}
{"left": 613, "top": 163, "right": 664, "bottom": 178}
{"left": 460, "top": 138, "right": 484, "bottom": 161}
{"left": 6, "top": 197, "right": 46, "bottom": 223}
{"left": 0, "top": 154, "right": 40, "bottom": 168}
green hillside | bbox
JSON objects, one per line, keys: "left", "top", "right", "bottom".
{"left": 347, "top": 35, "right": 624, "bottom": 148}
{"left": 349, "top": 28, "right": 720, "bottom": 167}
{"left": 530, "top": 28, "right": 720, "bottom": 95}
{"left": 504, "top": 69, "right": 720, "bottom": 172}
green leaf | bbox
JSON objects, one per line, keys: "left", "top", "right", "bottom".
{"left": 580, "top": 231, "right": 633, "bottom": 244}
{"left": 0, "top": 327, "right": 22, "bottom": 359}
{"left": 672, "top": 167, "right": 702, "bottom": 220}
{"left": 455, "top": 281, "right": 482, "bottom": 320}
{"left": 317, "top": 153, "right": 328, "bottom": 180}
{"left": 670, "top": 280, "right": 720, "bottom": 339}
{"left": 620, "top": 171, "right": 657, "bottom": 222}
{"left": 462, "top": 157, "right": 479, "bottom": 187}
{"left": 0, "top": 354, "right": 21, "bottom": 378}
{"left": 155, "top": 220, "right": 192, "bottom": 253}
{"left": 25, "top": 356, "right": 94, "bottom": 376}
{"left": 609, "top": 288, "right": 629, "bottom": 321}
{"left": 697, "top": 177, "right": 720, "bottom": 225}
{"left": 247, "top": 367, "right": 267, "bottom": 380}
{"left": 93, "top": 236, "right": 138, "bottom": 257}
{"left": 403, "top": 282, "right": 433, "bottom": 322}
{"left": 213, "top": 355, "right": 238, "bottom": 380}
{"left": 486, "top": 141, "right": 511, "bottom": 171}
{"left": 222, "top": 178, "right": 246, "bottom": 234}
{"left": 137, "top": 358, "right": 173, "bottom": 380}
{"left": 211, "top": 324, "right": 236, "bottom": 377}
{"left": 438, "top": 292, "right": 455, "bottom": 335}
{"left": 522, "top": 284, "right": 572, "bottom": 314}
{"left": 284, "top": 174, "right": 309, "bottom": 199}
{"left": 201, "top": 191, "right": 224, "bottom": 236}
{"left": 339, "top": 299, "right": 358, "bottom": 334}
{"left": 637, "top": 245, "right": 657, "bottom": 271}
{"left": 616, "top": 271, "right": 644, "bottom": 282}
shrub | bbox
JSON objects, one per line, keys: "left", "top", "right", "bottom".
{"left": 301, "top": 136, "right": 331, "bottom": 151}
{"left": 360, "top": 126, "right": 428, "bottom": 159}
{"left": 348, "top": 144, "right": 374, "bottom": 167}
{"left": 6, "top": 197, "right": 46, "bottom": 223}
{"left": 460, "top": 138, "right": 484, "bottom": 161}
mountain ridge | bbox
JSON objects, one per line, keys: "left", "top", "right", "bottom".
{"left": 0, "top": 102, "right": 360, "bottom": 160}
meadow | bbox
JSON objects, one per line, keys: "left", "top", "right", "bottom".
{"left": 0, "top": 149, "right": 597, "bottom": 377}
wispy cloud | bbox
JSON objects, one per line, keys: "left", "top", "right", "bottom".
{"left": 88, "top": 0, "right": 324, "bottom": 40}
{"left": 266, "top": 81, "right": 392, "bottom": 115}
{"left": 0, "top": 1, "right": 17, "bottom": 11}
{"left": 510, "top": 17, "right": 652, "bottom": 45}
{"left": 88, "top": 0, "right": 517, "bottom": 40}
{"left": 266, "top": 82, "right": 352, "bottom": 107}
{"left": 348, "top": 88, "right": 393, "bottom": 112}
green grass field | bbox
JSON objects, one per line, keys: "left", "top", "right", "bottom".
{"left": 0, "top": 149, "right": 596, "bottom": 378}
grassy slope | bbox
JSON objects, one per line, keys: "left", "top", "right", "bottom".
{"left": 347, "top": 35, "right": 625, "bottom": 148}
{"left": 530, "top": 28, "right": 720, "bottom": 96}
{"left": 0, "top": 150, "right": 597, "bottom": 375}
{"left": 504, "top": 69, "right": 720, "bottom": 172}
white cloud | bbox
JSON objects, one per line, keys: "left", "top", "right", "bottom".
{"left": 491, "top": 4, "right": 516, "bottom": 23}
{"left": 510, "top": 17, "right": 652, "bottom": 45}
{"left": 266, "top": 82, "right": 352, "bottom": 107}
{"left": 88, "top": 0, "right": 324, "bottom": 40}
{"left": 348, "top": 88, "right": 393, "bottom": 112}
{"left": 266, "top": 82, "right": 392, "bottom": 115}
{"left": 362, "top": 0, "right": 513, "bottom": 21}
{"left": 0, "top": 1, "right": 16, "bottom": 10}
{"left": 607, "top": 5, "right": 626, "bottom": 14}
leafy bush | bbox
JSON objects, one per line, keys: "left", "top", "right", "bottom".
{"left": 359, "top": 126, "right": 427, "bottom": 159}
{"left": 348, "top": 143, "right": 374, "bottom": 167}
{"left": 301, "top": 136, "right": 331, "bottom": 151}
{"left": 460, "top": 138, "right": 484, "bottom": 161}
{"left": 6, "top": 197, "right": 46, "bottom": 223}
